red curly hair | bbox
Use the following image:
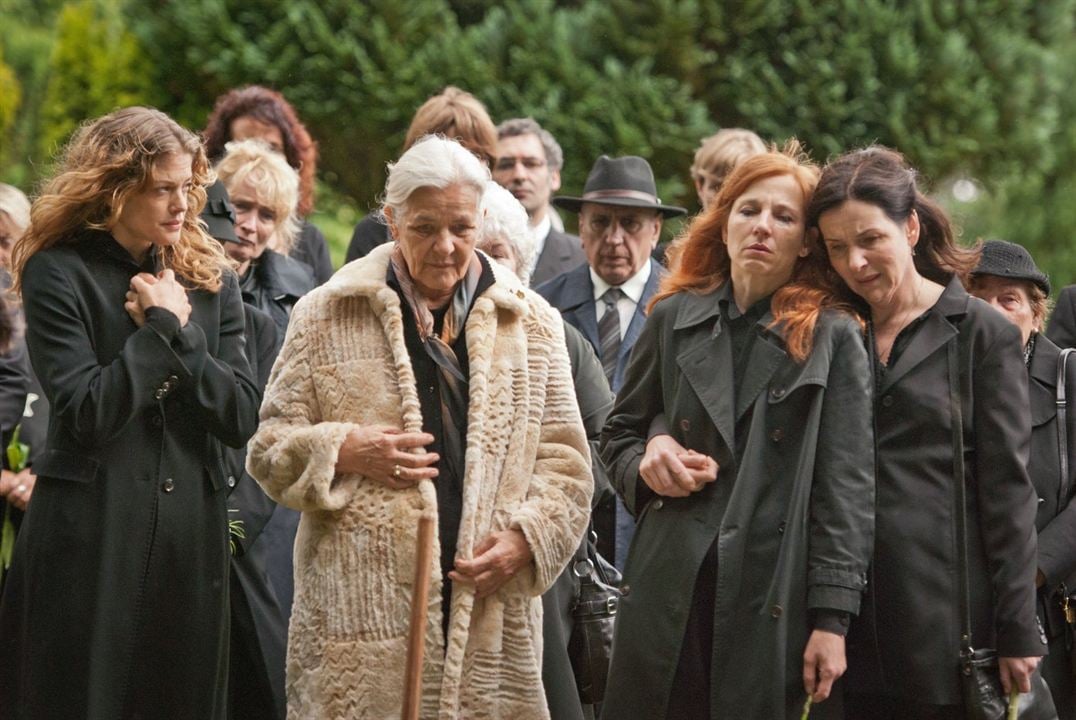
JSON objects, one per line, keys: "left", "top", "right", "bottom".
{"left": 203, "top": 86, "right": 319, "bottom": 217}
{"left": 652, "top": 141, "right": 860, "bottom": 362}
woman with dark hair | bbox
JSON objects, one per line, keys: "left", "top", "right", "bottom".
{"left": 600, "top": 144, "right": 874, "bottom": 719}
{"left": 807, "top": 147, "right": 1045, "bottom": 719}
{"left": 203, "top": 85, "right": 333, "bottom": 284}
{"left": 0, "top": 106, "right": 260, "bottom": 719}
{"left": 969, "top": 240, "right": 1076, "bottom": 719}
{"left": 344, "top": 86, "right": 499, "bottom": 263}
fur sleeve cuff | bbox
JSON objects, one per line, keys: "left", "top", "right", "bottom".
{"left": 248, "top": 421, "right": 363, "bottom": 512}
{"left": 509, "top": 508, "right": 573, "bottom": 596}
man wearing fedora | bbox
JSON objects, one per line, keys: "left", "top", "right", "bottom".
{"left": 537, "top": 154, "right": 686, "bottom": 569}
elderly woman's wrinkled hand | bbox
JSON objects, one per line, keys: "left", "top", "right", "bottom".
{"left": 449, "top": 529, "right": 534, "bottom": 599}
{"left": 640, "top": 434, "right": 719, "bottom": 498}
{"left": 335, "top": 425, "right": 439, "bottom": 489}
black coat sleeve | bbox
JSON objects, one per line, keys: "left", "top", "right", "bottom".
{"left": 600, "top": 299, "right": 669, "bottom": 516}
{"left": 22, "top": 253, "right": 260, "bottom": 450}
{"left": 0, "top": 337, "right": 31, "bottom": 440}
{"left": 345, "top": 214, "right": 390, "bottom": 264}
{"left": 806, "top": 319, "right": 875, "bottom": 616}
{"left": 1047, "top": 287, "right": 1076, "bottom": 349}
{"left": 972, "top": 320, "right": 1042, "bottom": 656}
{"left": 1037, "top": 356, "right": 1076, "bottom": 587}
{"left": 291, "top": 221, "right": 333, "bottom": 286}
{"left": 563, "top": 320, "right": 615, "bottom": 508}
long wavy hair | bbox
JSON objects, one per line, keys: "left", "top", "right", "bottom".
{"left": 652, "top": 141, "right": 859, "bottom": 362}
{"left": 203, "top": 86, "right": 319, "bottom": 216}
{"left": 805, "top": 146, "right": 979, "bottom": 300}
{"left": 12, "top": 106, "right": 229, "bottom": 294}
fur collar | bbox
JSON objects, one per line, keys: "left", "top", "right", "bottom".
{"left": 323, "top": 242, "right": 531, "bottom": 316}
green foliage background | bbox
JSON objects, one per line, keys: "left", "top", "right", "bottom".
{"left": 2, "top": 0, "right": 1076, "bottom": 282}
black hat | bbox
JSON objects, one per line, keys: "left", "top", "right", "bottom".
{"left": 553, "top": 155, "right": 687, "bottom": 218}
{"left": 971, "top": 239, "right": 1050, "bottom": 296}
{"left": 200, "top": 180, "right": 238, "bottom": 244}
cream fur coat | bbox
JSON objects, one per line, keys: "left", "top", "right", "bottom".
{"left": 248, "top": 243, "right": 593, "bottom": 719}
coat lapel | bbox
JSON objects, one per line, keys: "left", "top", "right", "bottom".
{"left": 1029, "top": 335, "right": 1060, "bottom": 427}
{"left": 553, "top": 266, "right": 600, "bottom": 351}
{"left": 675, "top": 288, "right": 736, "bottom": 458}
{"left": 734, "top": 318, "right": 788, "bottom": 420}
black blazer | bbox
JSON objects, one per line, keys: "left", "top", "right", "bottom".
{"left": 345, "top": 213, "right": 390, "bottom": 264}
{"left": 536, "top": 261, "right": 665, "bottom": 393}
{"left": 846, "top": 277, "right": 1044, "bottom": 705}
{"left": 530, "top": 228, "right": 585, "bottom": 288}
{"left": 290, "top": 220, "right": 333, "bottom": 286}
{"left": 1047, "top": 285, "right": 1076, "bottom": 349}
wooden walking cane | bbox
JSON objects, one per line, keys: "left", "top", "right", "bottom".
{"left": 402, "top": 514, "right": 436, "bottom": 720}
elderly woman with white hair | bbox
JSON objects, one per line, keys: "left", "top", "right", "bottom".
{"left": 247, "top": 136, "right": 592, "bottom": 719}
{"left": 479, "top": 181, "right": 615, "bottom": 719}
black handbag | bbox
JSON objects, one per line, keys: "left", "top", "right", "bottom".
{"left": 567, "top": 527, "right": 622, "bottom": 705}
{"left": 947, "top": 339, "right": 1058, "bottom": 720}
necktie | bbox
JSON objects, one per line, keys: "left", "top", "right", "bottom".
{"left": 598, "top": 287, "right": 624, "bottom": 384}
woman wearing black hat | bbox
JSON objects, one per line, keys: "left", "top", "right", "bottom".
{"left": 970, "top": 239, "right": 1076, "bottom": 719}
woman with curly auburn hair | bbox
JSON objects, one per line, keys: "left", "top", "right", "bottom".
{"left": 0, "top": 106, "right": 261, "bottom": 720}
{"left": 203, "top": 85, "right": 333, "bottom": 284}
{"left": 600, "top": 143, "right": 874, "bottom": 719}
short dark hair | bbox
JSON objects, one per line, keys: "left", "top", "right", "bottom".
{"left": 496, "top": 117, "right": 564, "bottom": 172}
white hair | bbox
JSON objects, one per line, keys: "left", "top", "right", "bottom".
{"left": 382, "top": 135, "right": 490, "bottom": 222}
{"left": 478, "top": 181, "right": 536, "bottom": 284}
{"left": 0, "top": 184, "right": 31, "bottom": 235}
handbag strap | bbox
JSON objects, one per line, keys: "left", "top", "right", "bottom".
{"left": 948, "top": 337, "right": 974, "bottom": 658}
{"left": 1056, "top": 347, "right": 1075, "bottom": 506}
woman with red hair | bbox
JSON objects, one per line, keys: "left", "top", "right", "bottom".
{"left": 204, "top": 85, "right": 333, "bottom": 284}
{"left": 599, "top": 144, "right": 875, "bottom": 719}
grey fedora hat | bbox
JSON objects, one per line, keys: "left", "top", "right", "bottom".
{"left": 553, "top": 155, "right": 687, "bottom": 218}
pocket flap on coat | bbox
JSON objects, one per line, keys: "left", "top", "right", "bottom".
{"left": 33, "top": 448, "right": 99, "bottom": 483}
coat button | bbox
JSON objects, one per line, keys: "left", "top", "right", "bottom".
{"left": 151, "top": 415, "right": 163, "bottom": 428}
{"left": 227, "top": 475, "right": 236, "bottom": 488}
{"left": 619, "top": 584, "right": 631, "bottom": 596}
{"left": 162, "top": 478, "right": 175, "bottom": 493}
{"left": 778, "top": 521, "right": 786, "bottom": 534}
{"left": 679, "top": 418, "right": 690, "bottom": 432}
{"left": 770, "top": 604, "right": 783, "bottom": 618}
{"left": 770, "top": 427, "right": 784, "bottom": 442}
{"left": 154, "top": 389, "right": 166, "bottom": 400}
{"left": 881, "top": 395, "right": 894, "bottom": 408}
{"left": 770, "top": 387, "right": 786, "bottom": 399}
{"left": 653, "top": 499, "right": 664, "bottom": 510}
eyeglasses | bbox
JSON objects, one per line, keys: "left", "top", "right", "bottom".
{"left": 493, "top": 156, "right": 547, "bottom": 172}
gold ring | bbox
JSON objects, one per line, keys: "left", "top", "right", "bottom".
{"left": 393, "top": 465, "right": 402, "bottom": 479}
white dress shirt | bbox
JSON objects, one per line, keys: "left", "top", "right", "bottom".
{"left": 528, "top": 214, "right": 552, "bottom": 278}
{"left": 590, "top": 260, "right": 652, "bottom": 341}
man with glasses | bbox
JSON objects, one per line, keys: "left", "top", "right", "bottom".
{"left": 537, "top": 154, "right": 686, "bottom": 569}
{"left": 493, "top": 118, "right": 585, "bottom": 287}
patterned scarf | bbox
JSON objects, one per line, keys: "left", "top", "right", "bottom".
{"left": 390, "top": 245, "right": 481, "bottom": 481}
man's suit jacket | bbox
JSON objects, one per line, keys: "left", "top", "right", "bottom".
{"left": 1047, "top": 285, "right": 1076, "bottom": 349}
{"left": 530, "top": 228, "right": 586, "bottom": 288}
{"left": 536, "top": 260, "right": 665, "bottom": 393}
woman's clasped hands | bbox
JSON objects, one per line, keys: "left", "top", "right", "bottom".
{"left": 124, "top": 269, "right": 192, "bottom": 328}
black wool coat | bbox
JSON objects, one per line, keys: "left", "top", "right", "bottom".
{"left": 1046, "top": 285, "right": 1076, "bottom": 350}
{"left": 845, "top": 278, "right": 1044, "bottom": 706}
{"left": 0, "top": 230, "right": 260, "bottom": 720}
{"left": 600, "top": 284, "right": 875, "bottom": 719}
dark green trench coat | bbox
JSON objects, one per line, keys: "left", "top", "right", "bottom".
{"left": 600, "top": 284, "right": 875, "bottom": 720}
{"left": 0, "top": 231, "right": 260, "bottom": 720}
